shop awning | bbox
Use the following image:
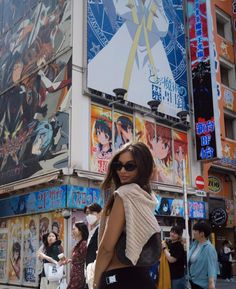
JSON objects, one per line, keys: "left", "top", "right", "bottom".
{"left": 0, "top": 170, "right": 61, "bottom": 195}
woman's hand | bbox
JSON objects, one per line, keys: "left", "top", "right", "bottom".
{"left": 161, "top": 240, "right": 167, "bottom": 249}
{"left": 58, "top": 258, "right": 71, "bottom": 266}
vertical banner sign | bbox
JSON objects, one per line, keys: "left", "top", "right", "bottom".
{"left": 188, "top": 0, "right": 218, "bottom": 160}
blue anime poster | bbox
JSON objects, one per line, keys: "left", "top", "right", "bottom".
{"left": 87, "top": 0, "right": 188, "bottom": 117}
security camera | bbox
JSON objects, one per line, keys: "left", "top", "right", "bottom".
{"left": 61, "top": 209, "right": 71, "bottom": 219}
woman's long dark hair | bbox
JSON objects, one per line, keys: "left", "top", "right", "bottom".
{"left": 101, "top": 142, "right": 155, "bottom": 215}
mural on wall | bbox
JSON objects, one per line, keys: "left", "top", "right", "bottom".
{"left": 0, "top": 0, "right": 72, "bottom": 186}
{"left": 90, "top": 105, "right": 112, "bottom": 173}
{"left": 87, "top": 0, "right": 189, "bottom": 117}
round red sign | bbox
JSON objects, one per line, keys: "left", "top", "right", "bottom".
{"left": 195, "top": 176, "right": 205, "bottom": 190}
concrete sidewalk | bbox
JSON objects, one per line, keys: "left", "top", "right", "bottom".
{"left": 216, "top": 277, "right": 236, "bottom": 289}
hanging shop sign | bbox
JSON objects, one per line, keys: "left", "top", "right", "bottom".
{"left": 67, "top": 186, "right": 104, "bottom": 209}
{"left": 209, "top": 208, "right": 227, "bottom": 227}
{"left": 0, "top": 186, "right": 67, "bottom": 218}
{"left": 187, "top": 0, "right": 221, "bottom": 160}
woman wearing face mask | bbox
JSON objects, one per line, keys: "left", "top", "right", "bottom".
{"left": 83, "top": 203, "right": 102, "bottom": 283}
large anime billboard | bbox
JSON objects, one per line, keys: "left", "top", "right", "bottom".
{"left": 0, "top": 0, "right": 72, "bottom": 185}
{"left": 87, "top": 0, "right": 189, "bottom": 117}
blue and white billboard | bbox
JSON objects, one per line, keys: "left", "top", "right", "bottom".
{"left": 87, "top": 0, "right": 188, "bottom": 117}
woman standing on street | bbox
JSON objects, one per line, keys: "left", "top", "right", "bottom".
{"left": 66, "top": 222, "right": 89, "bottom": 289}
{"left": 188, "top": 221, "right": 218, "bottom": 289}
{"left": 37, "top": 231, "right": 63, "bottom": 289}
{"left": 93, "top": 142, "right": 161, "bottom": 289}
{"left": 162, "top": 225, "right": 186, "bottom": 289}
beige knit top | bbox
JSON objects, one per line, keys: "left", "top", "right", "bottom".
{"left": 114, "top": 183, "right": 160, "bottom": 265}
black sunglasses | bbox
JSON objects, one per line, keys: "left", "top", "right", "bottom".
{"left": 112, "top": 161, "right": 137, "bottom": 172}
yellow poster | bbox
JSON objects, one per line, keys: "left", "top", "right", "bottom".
{"left": 90, "top": 105, "right": 112, "bottom": 173}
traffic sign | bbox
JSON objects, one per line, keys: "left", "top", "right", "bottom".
{"left": 195, "top": 176, "right": 205, "bottom": 190}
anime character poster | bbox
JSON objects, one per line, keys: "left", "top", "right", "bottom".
{"left": 0, "top": 0, "right": 72, "bottom": 186}
{"left": 0, "top": 221, "right": 8, "bottom": 282}
{"left": 150, "top": 124, "right": 173, "bottom": 183}
{"left": 173, "top": 130, "right": 189, "bottom": 186}
{"left": 39, "top": 214, "right": 50, "bottom": 245}
{"left": 135, "top": 114, "right": 146, "bottom": 143}
{"left": 22, "top": 216, "right": 38, "bottom": 284}
{"left": 170, "top": 199, "right": 184, "bottom": 217}
{"left": 188, "top": 201, "right": 206, "bottom": 219}
{"left": 114, "top": 112, "right": 133, "bottom": 151}
{"left": 90, "top": 104, "right": 112, "bottom": 173}
{"left": 8, "top": 218, "right": 22, "bottom": 283}
{"left": 87, "top": 0, "right": 188, "bottom": 117}
{"left": 51, "top": 212, "right": 64, "bottom": 242}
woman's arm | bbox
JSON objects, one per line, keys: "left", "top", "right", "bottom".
{"left": 93, "top": 195, "right": 125, "bottom": 289}
{"left": 37, "top": 252, "right": 58, "bottom": 264}
{"left": 161, "top": 242, "right": 177, "bottom": 263}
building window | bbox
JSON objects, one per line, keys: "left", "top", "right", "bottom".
{"left": 224, "top": 113, "right": 236, "bottom": 140}
{"left": 216, "top": 8, "right": 233, "bottom": 42}
{"left": 220, "top": 61, "right": 236, "bottom": 90}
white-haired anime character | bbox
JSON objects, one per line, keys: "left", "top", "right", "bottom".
{"left": 88, "top": 0, "right": 183, "bottom": 116}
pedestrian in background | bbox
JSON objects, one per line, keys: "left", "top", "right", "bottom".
{"left": 66, "top": 222, "right": 89, "bottom": 289}
{"left": 84, "top": 203, "right": 102, "bottom": 289}
{"left": 188, "top": 221, "right": 218, "bottom": 289}
{"left": 84, "top": 203, "right": 102, "bottom": 267}
{"left": 37, "top": 231, "right": 63, "bottom": 289}
{"left": 93, "top": 142, "right": 160, "bottom": 289}
{"left": 220, "top": 240, "right": 234, "bottom": 282}
{"left": 162, "top": 225, "right": 186, "bottom": 289}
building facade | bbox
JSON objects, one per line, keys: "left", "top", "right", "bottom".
{"left": 0, "top": 0, "right": 235, "bottom": 288}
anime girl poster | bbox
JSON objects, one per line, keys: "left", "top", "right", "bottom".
{"left": 135, "top": 113, "right": 146, "bottom": 143}
{"left": 8, "top": 217, "right": 22, "bottom": 283}
{"left": 114, "top": 112, "right": 134, "bottom": 151}
{"left": 22, "top": 216, "right": 38, "bottom": 284}
{"left": 39, "top": 214, "right": 50, "bottom": 245}
{"left": 91, "top": 104, "right": 112, "bottom": 173}
{"left": 87, "top": 0, "right": 188, "bottom": 116}
{"left": 51, "top": 212, "right": 64, "bottom": 241}
{"left": 173, "top": 130, "right": 189, "bottom": 186}
{"left": 145, "top": 122, "right": 173, "bottom": 183}
{"left": 0, "top": 221, "right": 8, "bottom": 282}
